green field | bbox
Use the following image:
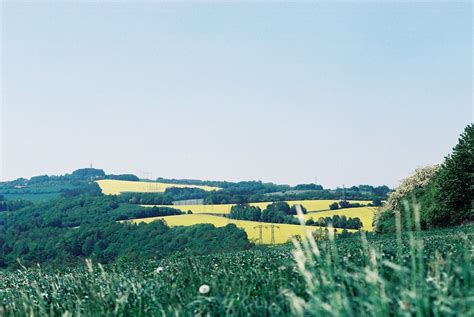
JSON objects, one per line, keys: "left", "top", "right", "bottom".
{"left": 1, "top": 225, "right": 472, "bottom": 316}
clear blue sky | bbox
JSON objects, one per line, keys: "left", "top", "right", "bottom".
{"left": 1, "top": 1, "right": 472, "bottom": 188}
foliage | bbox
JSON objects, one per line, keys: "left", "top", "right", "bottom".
{"left": 374, "top": 165, "right": 440, "bottom": 232}
{"left": 105, "top": 174, "right": 140, "bottom": 181}
{"left": 375, "top": 124, "right": 474, "bottom": 232}
{"left": 115, "top": 206, "right": 184, "bottom": 221}
{"left": 266, "top": 201, "right": 291, "bottom": 214}
{"left": 227, "top": 202, "right": 308, "bottom": 224}
{"left": 308, "top": 215, "right": 363, "bottom": 229}
{"left": 228, "top": 204, "right": 262, "bottom": 221}
{"left": 1, "top": 169, "right": 390, "bottom": 204}
{"left": 0, "top": 170, "right": 104, "bottom": 202}
{"left": 422, "top": 124, "right": 474, "bottom": 227}
{"left": 286, "top": 211, "right": 473, "bottom": 316}
{"left": 293, "top": 184, "right": 324, "bottom": 190}
{"left": 0, "top": 196, "right": 33, "bottom": 212}
{"left": 261, "top": 209, "right": 298, "bottom": 224}
{"left": 72, "top": 168, "right": 106, "bottom": 178}
{"left": 0, "top": 195, "right": 248, "bottom": 267}
{"left": 289, "top": 204, "right": 307, "bottom": 215}
{"left": 0, "top": 224, "right": 471, "bottom": 316}
{"left": 329, "top": 200, "right": 365, "bottom": 211}
{"left": 157, "top": 178, "right": 391, "bottom": 202}
{"left": 119, "top": 192, "right": 173, "bottom": 205}
{"left": 329, "top": 202, "right": 339, "bottom": 210}
{"left": 303, "top": 207, "right": 376, "bottom": 231}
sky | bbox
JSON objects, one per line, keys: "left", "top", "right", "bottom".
{"left": 0, "top": 1, "right": 472, "bottom": 188}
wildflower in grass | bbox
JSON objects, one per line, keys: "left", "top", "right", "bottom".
{"left": 199, "top": 284, "right": 210, "bottom": 294}
{"left": 155, "top": 267, "right": 164, "bottom": 273}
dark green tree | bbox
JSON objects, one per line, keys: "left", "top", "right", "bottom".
{"left": 424, "top": 124, "right": 474, "bottom": 227}
{"left": 289, "top": 204, "right": 307, "bottom": 215}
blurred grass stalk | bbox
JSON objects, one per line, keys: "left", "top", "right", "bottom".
{"left": 288, "top": 202, "right": 473, "bottom": 316}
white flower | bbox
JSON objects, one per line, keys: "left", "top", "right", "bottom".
{"left": 199, "top": 284, "right": 210, "bottom": 294}
{"left": 155, "top": 267, "right": 164, "bottom": 273}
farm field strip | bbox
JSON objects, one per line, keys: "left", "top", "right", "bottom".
{"left": 142, "top": 199, "right": 372, "bottom": 214}
{"left": 96, "top": 179, "right": 220, "bottom": 195}
{"left": 129, "top": 214, "right": 352, "bottom": 244}
{"left": 300, "top": 207, "right": 377, "bottom": 231}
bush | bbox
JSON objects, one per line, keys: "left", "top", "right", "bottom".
{"left": 339, "top": 200, "right": 351, "bottom": 209}
{"left": 329, "top": 202, "right": 339, "bottom": 210}
{"left": 374, "top": 165, "right": 440, "bottom": 232}
{"left": 374, "top": 123, "right": 474, "bottom": 232}
{"left": 265, "top": 202, "right": 291, "bottom": 214}
{"left": 228, "top": 204, "right": 261, "bottom": 222}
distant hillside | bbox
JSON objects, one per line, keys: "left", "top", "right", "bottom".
{"left": 0, "top": 168, "right": 391, "bottom": 204}
{"left": 0, "top": 168, "right": 143, "bottom": 202}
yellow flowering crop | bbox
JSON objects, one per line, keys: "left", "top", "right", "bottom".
{"left": 96, "top": 179, "right": 220, "bottom": 195}
{"left": 300, "top": 207, "right": 377, "bottom": 231}
{"left": 130, "top": 214, "right": 355, "bottom": 244}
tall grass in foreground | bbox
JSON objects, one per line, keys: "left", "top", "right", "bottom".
{"left": 287, "top": 203, "right": 473, "bottom": 316}
{"left": 0, "top": 203, "right": 472, "bottom": 316}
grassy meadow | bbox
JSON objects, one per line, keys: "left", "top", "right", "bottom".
{"left": 1, "top": 224, "right": 471, "bottom": 316}
{"left": 96, "top": 179, "right": 220, "bottom": 195}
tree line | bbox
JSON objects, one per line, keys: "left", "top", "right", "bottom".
{"left": 306, "top": 215, "right": 363, "bottom": 230}
{"left": 227, "top": 202, "right": 306, "bottom": 225}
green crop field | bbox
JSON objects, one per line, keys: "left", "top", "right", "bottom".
{"left": 1, "top": 225, "right": 472, "bottom": 316}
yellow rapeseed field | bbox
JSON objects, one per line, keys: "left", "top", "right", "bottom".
{"left": 301, "top": 207, "right": 377, "bottom": 231}
{"left": 143, "top": 200, "right": 372, "bottom": 215}
{"left": 96, "top": 179, "right": 220, "bottom": 195}
{"left": 130, "top": 214, "right": 351, "bottom": 244}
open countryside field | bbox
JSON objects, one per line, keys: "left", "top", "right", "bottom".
{"left": 143, "top": 199, "right": 372, "bottom": 214}
{"left": 2, "top": 225, "right": 472, "bottom": 316}
{"left": 96, "top": 179, "right": 220, "bottom": 195}
{"left": 302, "top": 206, "right": 377, "bottom": 231}
{"left": 130, "top": 214, "right": 348, "bottom": 244}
